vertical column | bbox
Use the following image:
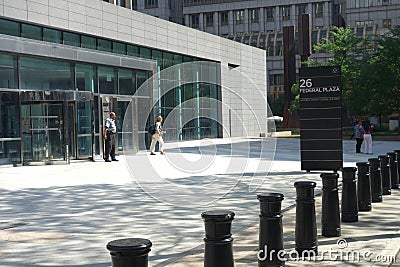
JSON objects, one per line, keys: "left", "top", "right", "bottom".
{"left": 323, "top": 2, "right": 330, "bottom": 27}
{"left": 213, "top": 11, "right": 219, "bottom": 36}
{"left": 199, "top": 12, "right": 204, "bottom": 31}
{"left": 395, "top": 150, "right": 400, "bottom": 186}
{"left": 228, "top": 10, "right": 234, "bottom": 34}
{"left": 259, "top": 7, "right": 265, "bottom": 32}
{"left": 369, "top": 158, "right": 383, "bottom": 202}
{"left": 244, "top": 9, "right": 249, "bottom": 33}
{"left": 388, "top": 152, "right": 399, "bottom": 189}
{"left": 291, "top": 5, "right": 296, "bottom": 25}
{"left": 274, "top": 7, "right": 280, "bottom": 31}
{"left": 184, "top": 14, "right": 190, "bottom": 27}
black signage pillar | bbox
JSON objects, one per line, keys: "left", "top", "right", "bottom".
{"left": 299, "top": 66, "right": 343, "bottom": 171}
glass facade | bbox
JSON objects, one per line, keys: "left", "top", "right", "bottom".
{"left": 0, "top": 16, "right": 222, "bottom": 165}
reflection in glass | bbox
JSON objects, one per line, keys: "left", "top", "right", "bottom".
{"left": 64, "top": 32, "right": 80, "bottom": 47}
{"left": 21, "top": 24, "right": 42, "bottom": 41}
{"left": 119, "top": 69, "right": 135, "bottom": 95}
{"left": 43, "top": 28, "right": 62, "bottom": 43}
{"left": 98, "top": 66, "right": 117, "bottom": 94}
{"left": 0, "top": 18, "right": 20, "bottom": 37}
{"left": 81, "top": 35, "right": 96, "bottom": 49}
{"left": 20, "top": 57, "right": 73, "bottom": 90}
{"left": 0, "top": 54, "right": 17, "bottom": 88}
{"left": 76, "top": 63, "right": 96, "bottom": 92}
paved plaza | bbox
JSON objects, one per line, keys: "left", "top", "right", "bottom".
{"left": 0, "top": 138, "right": 399, "bottom": 266}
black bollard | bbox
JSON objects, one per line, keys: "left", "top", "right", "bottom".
{"left": 369, "top": 158, "right": 383, "bottom": 202}
{"left": 106, "top": 238, "right": 152, "bottom": 267}
{"left": 356, "top": 162, "right": 372, "bottom": 212}
{"left": 395, "top": 150, "right": 400, "bottom": 186}
{"left": 320, "top": 173, "right": 341, "bottom": 237}
{"left": 201, "top": 210, "right": 235, "bottom": 267}
{"left": 387, "top": 152, "right": 399, "bottom": 189}
{"left": 257, "top": 193, "right": 285, "bottom": 267}
{"left": 341, "top": 167, "right": 358, "bottom": 222}
{"left": 294, "top": 181, "right": 318, "bottom": 255}
{"left": 379, "top": 155, "right": 391, "bottom": 195}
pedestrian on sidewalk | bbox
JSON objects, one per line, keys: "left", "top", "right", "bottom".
{"left": 103, "top": 112, "right": 118, "bottom": 162}
{"left": 354, "top": 119, "right": 364, "bottom": 153}
{"left": 363, "top": 124, "right": 373, "bottom": 154}
{"left": 150, "top": 115, "right": 165, "bottom": 155}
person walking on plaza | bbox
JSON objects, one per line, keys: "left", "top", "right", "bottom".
{"left": 363, "top": 123, "right": 373, "bottom": 154}
{"left": 150, "top": 115, "right": 165, "bottom": 155}
{"left": 354, "top": 119, "right": 364, "bottom": 153}
{"left": 103, "top": 112, "right": 118, "bottom": 162}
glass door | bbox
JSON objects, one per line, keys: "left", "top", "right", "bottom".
{"left": 21, "top": 102, "right": 65, "bottom": 163}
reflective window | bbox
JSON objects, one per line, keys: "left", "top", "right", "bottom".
{"left": 221, "top": 11, "right": 229, "bottom": 26}
{"left": 81, "top": 36, "right": 96, "bottom": 49}
{"left": 97, "top": 38, "right": 112, "bottom": 52}
{"left": 282, "top": 6, "right": 291, "bottom": 20}
{"left": 0, "top": 54, "right": 17, "bottom": 88}
{"left": 98, "top": 66, "right": 117, "bottom": 94}
{"left": 76, "top": 63, "right": 96, "bottom": 92}
{"left": 136, "top": 70, "right": 148, "bottom": 88}
{"left": 250, "top": 9, "right": 259, "bottom": 23}
{"left": 140, "top": 47, "right": 152, "bottom": 59}
{"left": 113, "top": 42, "right": 126, "bottom": 55}
{"left": 315, "top": 3, "right": 324, "bottom": 18}
{"left": 235, "top": 10, "right": 244, "bottom": 24}
{"left": 43, "top": 28, "right": 62, "bottom": 43}
{"left": 0, "top": 18, "right": 19, "bottom": 37}
{"left": 21, "top": 24, "right": 42, "bottom": 41}
{"left": 127, "top": 45, "right": 140, "bottom": 57}
{"left": 266, "top": 7, "right": 274, "bottom": 22}
{"left": 119, "top": 68, "right": 135, "bottom": 95}
{"left": 20, "top": 57, "right": 73, "bottom": 90}
{"left": 63, "top": 32, "right": 80, "bottom": 47}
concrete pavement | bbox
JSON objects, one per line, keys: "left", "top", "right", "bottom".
{"left": 0, "top": 138, "right": 399, "bottom": 266}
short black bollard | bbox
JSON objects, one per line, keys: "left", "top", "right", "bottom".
{"left": 379, "top": 155, "right": 391, "bottom": 195}
{"left": 106, "top": 238, "right": 152, "bottom": 267}
{"left": 257, "top": 193, "right": 285, "bottom": 267}
{"left": 294, "top": 181, "right": 318, "bottom": 255}
{"left": 341, "top": 167, "right": 358, "bottom": 222}
{"left": 387, "top": 152, "right": 399, "bottom": 189}
{"left": 369, "top": 158, "right": 383, "bottom": 202}
{"left": 320, "top": 173, "right": 341, "bottom": 237}
{"left": 201, "top": 210, "right": 235, "bottom": 267}
{"left": 356, "top": 162, "right": 372, "bottom": 212}
{"left": 395, "top": 150, "right": 400, "bottom": 186}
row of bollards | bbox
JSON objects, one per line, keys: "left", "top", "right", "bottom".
{"left": 105, "top": 150, "right": 400, "bottom": 267}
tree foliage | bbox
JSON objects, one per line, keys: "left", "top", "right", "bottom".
{"left": 303, "top": 26, "right": 400, "bottom": 116}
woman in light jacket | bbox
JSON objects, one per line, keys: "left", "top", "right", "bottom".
{"left": 363, "top": 124, "right": 373, "bottom": 154}
{"left": 150, "top": 116, "right": 165, "bottom": 155}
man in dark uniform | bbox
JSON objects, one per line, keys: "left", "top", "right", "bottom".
{"left": 103, "top": 112, "right": 118, "bottom": 162}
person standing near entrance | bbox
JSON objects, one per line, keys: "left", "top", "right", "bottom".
{"left": 104, "top": 112, "right": 118, "bottom": 162}
{"left": 363, "top": 124, "right": 373, "bottom": 154}
{"left": 354, "top": 119, "right": 364, "bottom": 153}
{"left": 150, "top": 115, "right": 165, "bottom": 155}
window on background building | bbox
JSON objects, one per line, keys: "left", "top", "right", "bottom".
{"left": 334, "top": 4, "right": 342, "bottom": 14}
{"left": 298, "top": 4, "right": 307, "bottom": 15}
{"left": 0, "top": 54, "right": 17, "bottom": 89}
{"left": 206, "top": 13, "right": 214, "bottom": 27}
{"left": 0, "top": 18, "right": 19, "bottom": 37}
{"left": 117, "top": 0, "right": 126, "bottom": 7}
{"left": 235, "top": 10, "right": 244, "bottom": 24}
{"left": 140, "top": 47, "right": 152, "bottom": 59}
{"left": 221, "top": 11, "right": 229, "bottom": 26}
{"left": 43, "top": 28, "right": 62, "bottom": 44}
{"left": 315, "top": 3, "right": 324, "bottom": 18}
{"left": 132, "top": 0, "right": 137, "bottom": 9}
{"left": 127, "top": 44, "right": 140, "bottom": 57}
{"left": 266, "top": 7, "right": 274, "bottom": 22}
{"left": 191, "top": 14, "right": 199, "bottom": 28}
{"left": 383, "top": 19, "right": 391, "bottom": 28}
{"left": 250, "top": 9, "right": 259, "bottom": 23}
{"left": 76, "top": 63, "right": 96, "bottom": 92}
{"left": 282, "top": 6, "right": 290, "bottom": 20}
{"left": 20, "top": 57, "right": 73, "bottom": 90}
{"left": 145, "top": 0, "right": 158, "bottom": 8}
{"left": 21, "top": 24, "right": 42, "bottom": 41}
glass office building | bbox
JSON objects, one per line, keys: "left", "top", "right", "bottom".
{"left": 0, "top": 17, "right": 220, "bottom": 165}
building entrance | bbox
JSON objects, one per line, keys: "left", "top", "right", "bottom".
{"left": 20, "top": 91, "right": 94, "bottom": 165}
